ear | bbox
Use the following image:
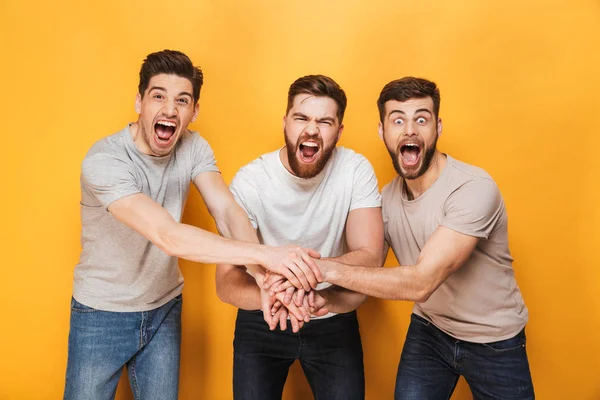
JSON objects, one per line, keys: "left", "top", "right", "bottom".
{"left": 191, "top": 102, "right": 200, "bottom": 122}
{"left": 282, "top": 115, "right": 287, "bottom": 131}
{"left": 336, "top": 124, "right": 344, "bottom": 142}
{"left": 135, "top": 93, "right": 142, "bottom": 114}
{"left": 378, "top": 122, "right": 384, "bottom": 140}
{"left": 437, "top": 118, "right": 443, "bottom": 137}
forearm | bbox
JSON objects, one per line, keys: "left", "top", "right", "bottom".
{"left": 319, "top": 248, "right": 382, "bottom": 310}
{"left": 320, "top": 286, "right": 367, "bottom": 313}
{"left": 216, "top": 264, "right": 262, "bottom": 310}
{"left": 322, "top": 259, "right": 427, "bottom": 301}
{"left": 159, "top": 221, "right": 266, "bottom": 266}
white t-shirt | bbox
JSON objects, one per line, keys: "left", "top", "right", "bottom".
{"left": 230, "top": 146, "right": 382, "bottom": 319}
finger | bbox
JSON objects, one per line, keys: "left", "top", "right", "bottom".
{"left": 301, "top": 247, "right": 323, "bottom": 282}
{"left": 295, "top": 289, "right": 305, "bottom": 307}
{"left": 302, "top": 295, "right": 311, "bottom": 322}
{"left": 270, "top": 280, "right": 294, "bottom": 296}
{"left": 304, "top": 247, "right": 321, "bottom": 259}
{"left": 293, "top": 257, "right": 318, "bottom": 290}
{"left": 275, "top": 267, "right": 302, "bottom": 292}
{"left": 284, "top": 286, "right": 295, "bottom": 305}
{"left": 311, "top": 306, "right": 330, "bottom": 317}
{"left": 271, "top": 300, "right": 282, "bottom": 314}
{"left": 278, "top": 310, "right": 287, "bottom": 331}
{"left": 297, "top": 250, "right": 322, "bottom": 286}
{"left": 264, "top": 273, "right": 285, "bottom": 289}
{"left": 308, "top": 290, "right": 315, "bottom": 307}
{"left": 289, "top": 314, "right": 300, "bottom": 333}
{"left": 285, "top": 261, "right": 311, "bottom": 291}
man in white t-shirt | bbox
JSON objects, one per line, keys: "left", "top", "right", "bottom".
{"left": 268, "top": 77, "right": 534, "bottom": 399}
{"left": 217, "top": 75, "right": 384, "bottom": 400}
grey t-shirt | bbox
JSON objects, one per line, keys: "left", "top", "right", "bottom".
{"left": 73, "top": 125, "right": 219, "bottom": 312}
{"left": 230, "top": 147, "right": 382, "bottom": 319}
{"left": 382, "top": 155, "right": 528, "bottom": 342}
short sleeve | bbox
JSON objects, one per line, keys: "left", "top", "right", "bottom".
{"left": 81, "top": 153, "right": 141, "bottom": 209}
{"left": 350, "top": 155, "right": 382, "bottom": 211}
{"left": 190, "top": 134, "right": 220, "bottom": 179}
{"left": 229, "top": 168, "right": 259, "bottom": 229}
{"left": 442, "top": 178, "right": 503, "bottom": 239}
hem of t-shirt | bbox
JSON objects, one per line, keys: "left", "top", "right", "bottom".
{"left": 439, "top": 222, "right": 489, "bottom": 240}
{"left": 72, "top": 286, "right": 183, "bottom": 312}
{"left": 101, "top": 189, "right": 143, "bottom": 211}
{"left": 349, "top": 201, "right": 382, "bottom": 212}
{"left": 191, "top": 166, "right": 221, "bottom": 180}
{"left": 412, "top": 309, "right": 528, "bottom": 343}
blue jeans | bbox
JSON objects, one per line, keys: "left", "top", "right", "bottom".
{"left": 233, "top": 309, "right": 365, "bottom": 400}
{"left": 63, "top": 295, "right": 182, "bottom": 400}
{"left": 395, "top": 313, "right": 534, "bottom": 400}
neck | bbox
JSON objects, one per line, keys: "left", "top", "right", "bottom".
{"left": 279, "top": 147, "right": 295, "bottom": 175}
{"left": 404, "top": 151, "right": 446, "bottom": 200}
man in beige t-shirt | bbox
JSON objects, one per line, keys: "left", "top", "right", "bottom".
{"left": 267, "top": 77, "right": 534, "bottom": 399}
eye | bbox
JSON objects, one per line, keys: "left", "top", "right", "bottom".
{"left": 177, "top": 98, "right": 190, "bottom": 104}
{"left": 417, "top": 117, "right": 427, "bottom": 124}
{"left": 319, "top": 120, "right": 332, "bottom": 126}
{"left": 153, "top": 93, "right": 164, "bottom": 99}
{"left": 295, "top": 116, "right": 307, "bottom": 121}
{"left": 393, "top": 118, "right": 404, "bottom": 125}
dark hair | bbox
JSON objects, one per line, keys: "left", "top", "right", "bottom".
{"left": 377, "top": 77, "right": 440, "bottom": 122}
{"left": 286, "top": 75, "right": 347, "bottom": 123}
{"left": 138, "top": 50, "right": 204, "bottom": 104}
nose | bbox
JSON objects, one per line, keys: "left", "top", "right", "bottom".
{"left": 403, "top": 120, "right": 417, "bottom": 137}
{"left": 305, "top": 120, "right": 320, "bottom": 135}
{"left": 162, "top": 99, "right": 178, "bottom": 118}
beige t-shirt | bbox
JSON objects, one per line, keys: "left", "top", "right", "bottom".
{"left": 382, "top": 155, "right": 528, "bottom": 342}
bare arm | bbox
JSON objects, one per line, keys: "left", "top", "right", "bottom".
{"left": 319, "top": 226, "right": 479, "bottom": 302}
{"left": 108, "top": 172, "right": 321, "bottom": 290}
{"left": 197, "top": 172, "right": 311, "bottom": 322}
{"left": 268, "top": 207, "right": 385, "bottom": 313}
{"left": 315, "top": 207, "right": 384, "bottom": 313}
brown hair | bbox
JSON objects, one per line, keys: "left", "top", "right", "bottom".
{"left": 286, "top": 75, "right": 347, "bottom": 123}
{"left": 377, "top": 77, "right": 440, "bottom": 122}
{"left": 138, "top": 50, "right": 204, "bottom": 104}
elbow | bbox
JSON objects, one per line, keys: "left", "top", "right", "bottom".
{"left": 155, "top": 225, "right": 181, "bottom": 258}
{"left": 216, "top": 282, "right": 230, "bottom": 304}
{"left": 411, "top": 270, "right": 435, "bottom": 303}
{"left": 413, "top": 288, "right": 433, "bottom": 303}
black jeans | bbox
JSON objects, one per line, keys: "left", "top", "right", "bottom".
{"left": 233, "top": 309, "right": 364, "bottom": 400}
{"left": 395, "top": 313, "right": 535, "bottom": 400}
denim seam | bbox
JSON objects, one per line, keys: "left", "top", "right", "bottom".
{"left": 130, "top": 357, "right": 140, "bottom": 400}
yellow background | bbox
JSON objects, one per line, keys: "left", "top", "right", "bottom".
{"left": 1, "top": 0, "right": 599, "bottom": 399}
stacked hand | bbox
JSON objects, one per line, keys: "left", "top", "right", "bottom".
{"left": 262, "top": 245, "right": 323, "bottom": 291}
{"left": 259, "top": 272, "right": 329, "bottom": 333}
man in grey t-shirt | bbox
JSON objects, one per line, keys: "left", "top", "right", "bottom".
{"left": 267, "top": 77, "right": 534, "bottom": 399}
{"left": 64, "top": 50, "right": 323, "bottom": 400}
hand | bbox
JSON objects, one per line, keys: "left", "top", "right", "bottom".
{"left": 308, "top": 290, "right": 330, "bottom": 317}
{"left": 262, "top": 245, "right": 322, "bottom": 291}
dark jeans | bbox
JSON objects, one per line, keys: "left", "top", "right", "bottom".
{"left": 233, "top": 309, "right": 364, "bottom": 400}
{"left": 63, "top": 295, "right": 182, "bottom": 400}
{"left": 395, "top": 313, "right": 534, "bottom": 400}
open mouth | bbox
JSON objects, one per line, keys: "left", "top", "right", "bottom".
{"left": 400, "top": 143, "right": 421, "bottom": 167}
{"left": 154, "top": 120, "right": 177, "bottom": 146}
{"left": 299, "top": 141, "right": 320, "bottom": 162}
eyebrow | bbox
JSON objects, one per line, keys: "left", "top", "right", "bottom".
{"left": 291, "top": 112, "right": 336, "bottom": 123}
{"left": 388, "top": 108, "right": 433, "bottom": 117}
{"left": 148, "top": 86, "right": 193, "bottom": 98}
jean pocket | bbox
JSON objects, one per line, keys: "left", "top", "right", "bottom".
{"left": 482, "top": 330, "right": 526, "bottom": 352}
{"left": 411, "top": 313, "right": 431, "bottom": 326}
{"left": 71, "top": 297, "right": 98, "bottom": 313}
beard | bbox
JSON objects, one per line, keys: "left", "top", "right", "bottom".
{"left": 284, "top": 129, "right": 337, "bottom": 179}
{"left": 387, "top": 134, "right": 438, "bottom": 180}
